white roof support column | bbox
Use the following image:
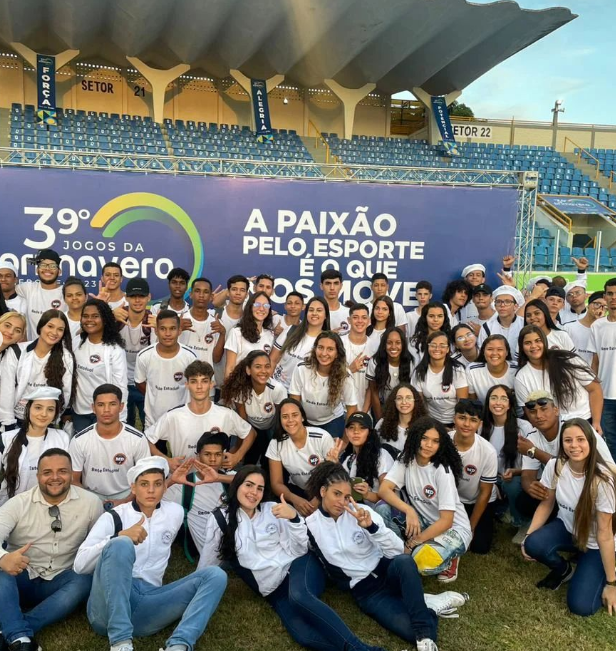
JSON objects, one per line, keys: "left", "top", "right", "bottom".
{"left": 324, "top": 79, "right": 376, "bottom": 141}
{"left": 229, "top": 69, "right": 285, "bottom": 131}
{"left": 11, "top": 42, "right": 79, "bottom": 72}
{"left": 126, "top": 57, "right": 190, "bottom": 124}
{"left": 412, "top": 86, "right": 461, "bottom": 145}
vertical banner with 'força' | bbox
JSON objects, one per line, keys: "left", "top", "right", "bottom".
{"left": 36, "top": 54, "right": 57, "bottom": 125}
{"left": 431, "top": 96, "right": 459, "bottom": 157}
{"left": 251, "top": 78, "right": 273, "bottom": 143}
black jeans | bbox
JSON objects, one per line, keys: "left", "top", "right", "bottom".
{"left": 463, "top": 501, "right": 496, "bottom": 555}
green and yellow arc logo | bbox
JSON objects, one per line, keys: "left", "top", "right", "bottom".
{"left": 90, "top": 192, "right": 204, "bottom": 282}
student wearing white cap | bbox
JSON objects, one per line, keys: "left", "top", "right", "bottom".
{"left": 74, "top": 455, "right": 227, "bottom": 651}
{"left": 477, "top": 286, "right": 526, "bottom": 359}
{"left": 0, "top": 261, "right": 26, "bottom": 315}
{"left": 0, "top": 447, "right": 103, "bottom": 651}
{"left": 457, "top": 263, "right": 485, "bottom": 323}
{"left": 0, "top": 387, "right": 69, "bottom": 506}
{"left": 559, "top": 279, "right": 588, "bottom": 326}
{"left": 69, "top": 384, "right": 149, "bottom": 506}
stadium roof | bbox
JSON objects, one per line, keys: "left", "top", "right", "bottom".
{"left": 0, "top": 0, "right": 576, "bottom": 96}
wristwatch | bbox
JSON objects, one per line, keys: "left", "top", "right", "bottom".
{"left": 526, "top": 447, "right": 536, "bottom": 459}
{"left": 607, "top": 580, "right": 616, "bottom": 587}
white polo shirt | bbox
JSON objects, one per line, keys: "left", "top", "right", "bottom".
{"left": 564, "top": 320, "right": 593, "bottom": 365}
{"left": 273, "top": 331, "right": 317, "bottom": 390}
{"left": 243, "top": 380, "right": 287, "bottom": 430}
{"left": 588, "top": 317, "right": 616, "bottom": 399}
{"left": 449, "top": 433, "right": 498, "bottom": 504}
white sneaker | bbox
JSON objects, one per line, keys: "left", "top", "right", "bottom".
{"left": 512, "top": 523, "right": 530, "bottom": 545}
{"left": 110, "top": 645, "right": 133, "bottom": 651}
{"left": 425, "top": 591, "right": 470, "bottom": 618}
{"left": 416, "top": 639, "right": 438, "bottom": 651}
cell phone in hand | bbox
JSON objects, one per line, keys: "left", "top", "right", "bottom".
{"left": 351, "top": 477, "right": 365, "bottom": 502}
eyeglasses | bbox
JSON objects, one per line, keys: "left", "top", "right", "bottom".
{"left": 495, "top": 299, "right": 515, "bottom": 307}
{"left": 38, "top": 263, "right": 59, "bottom": 271}
{"left": 591, "top": 302, "right": 607, "bottom": 310}
{"left": 455, "top": 333, "right": 475, "bottom": 342}
{"left": 567, "top": 290, "right": 585, "bottom": 297}
{"left": 395, "top": 396, "right": 415, "bottom": 403}
{"left": 489, "top": 395, "right": 510, "bottom": 403}
{"left": 49, "top": 505, "right": 62, "bottom": 533}
{"left": 253, "top": 302, "right": 271, "bottom": 309}
{"left": 524, "top": 398, "right": 552, "bottom": 410}
{"left": 428, "top": 343, "right": 449, "bottom": 350}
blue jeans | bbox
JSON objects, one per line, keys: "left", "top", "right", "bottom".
{"left": 72, "top": 412, "right": 97, "bottom": 435}
{"left": 0, "top": 568, "right": 92, "bottom": 643}
{"left": 498, "top": 475, "right": 525, "bottom": 526}
{"left": 87, "top": 537, "right": 227, "bottom": 648}
{"left": 351, "top": 555, "right": 438, "bottom": 644}
{"left": 126, "top": 384, "right": 145, "bottom": 430}
{"left": 601, "top": 398, "right": 616, "bottom": 462}
{"left": 285, "top": 553, "right": 382, "bottom": 651}
{"left": 312, "top": 415, "right": 346, "bottom": 439}
{"left": 525, "top": 518, "right": 607, "bottom": 616}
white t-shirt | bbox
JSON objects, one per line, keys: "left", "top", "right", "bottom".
{"left": 0, "top": 427, "right": 69, "bottom": 505}
{"left": 385, "top": 459, "right": 472, "bottom": 548}
{"left": 329, "top": 305, "right": 350, "bottom": 334}
{"left": 145, "top": 403, "right": 252, "bottom": 458}
{"left": 588, "top": 317, "right": 616, "bottom": 399}
{"left": 243, "top": 380, "right": 287, "bottom": 430}
{"left": 133, "top": 344, "right": 197, "bottom": 428}
{"left": 225, "top": 326, "right": 275, "bottom": 364}
{"left": 412, "top": 366, "right": 468, "bottom": 424}
{"left": 14, "top": 353, "right": 47, "bottom": 420}
{"left": 73, "top": 340, "right": 128, "bottom": 416}
{"left": 69, "top": 423, "right": 149, "bottom": 497}
{"left": 478, "top": 315, "right": 525, "bottom": 360}
{"left": 16, "top": 282, "right": 66, "bottom": 340}
{"left": 289, "top": 363, "right": 357, "bottom": 426}
{"left": 5, "top": 294, "right": 27, "bottom": 315}
{"left": 179, "top": 313, "right": 220, "bottom": 367}
{"left": 274, "top": 316, "right": 298, "bottom": 344}
{"left": 67, "top": 316, "right": 81, "bottom": 340}
{"left": 458, "top": 302, "right": 479, "bottom": 324}
{"left": 559, "top": 307, "right": 585, "bottom": 327}
{"left": 564, "top": 320, "right": 593, "bottom": 365}
{"left": 366, "top": 359, "right": 409, "bottom": 404}
{"left": 212, "top": 306, "right": 242, "bottom": 391}
{"left": 485, "top": 418, "right": 534, "bottom": 475}
{"left": 341, "top": 448, "right": 395, "bottom": 493}
{"left": 119, "top": 320, "right": 153, "bottom": 384}
{"left": 151, "top": 300, "right": 189, "bottom": 317}
{"left": 541, "top": 458, "right": 616, "bottom": 550}
{"left": 108, "top": 297, "right": 127, "bottom": 310}
{"left": 546, "top": 329, "right": 576, "bottom": 351}
{"left": 444, "top": 304, "right": 460, "bottom": 328}
{"left": 375, "top": 418, "right": 408, "bottom": 453}
{"left": 449, "top": 433, "right": 498, "bottom": 504}
{"left": 514, "top": 359, "right": 594, "bottom": 420}
{"left": 265, "top": 427, "right": 334, "bottom": 489}
{"left": 163, "top": 471, "right": 234, "bottom": 553}
{"left": 273, "top": 331, "right": 316, "bottom": 389}
{"left": 466, "top": 362, "right": 517, "bottom": 403}
{"left": 366, "top": 327, "right": 386, "bottom": 353}
{"left": 406, "top": 309, "right": 421, "bottom": 338}
{"left": 341, "top": 335, "right": 378, "bottom": 411}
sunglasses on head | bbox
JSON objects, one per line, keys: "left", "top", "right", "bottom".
{"left": 524, "top": 398, "right": 551, "bottom": 410}
{"left": 49, "top": 505, "right": 62, "bottom": 533}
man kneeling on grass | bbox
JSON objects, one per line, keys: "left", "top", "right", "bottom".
{"left": 74, "top": 456, "right": 227, "bottom": 651}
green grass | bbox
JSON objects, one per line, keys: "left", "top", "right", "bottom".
{"left": 37, "top": 523, "right": 616, "bottom": 651}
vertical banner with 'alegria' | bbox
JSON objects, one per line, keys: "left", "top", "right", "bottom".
{"left": 251, "top": 78, "right": 273, "bottom": 143}
{"left": 36, "top": 54, "right": 57, "bottom": 125}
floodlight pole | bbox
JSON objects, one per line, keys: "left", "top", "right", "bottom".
{"left": 229, "top": 70, "right": 285, "bottom": 132}
{"left": 126, "top": 58, "right": 190, "bottom": 124}
{"left": 412, "top": 87, "right": 461, "bottom": 146}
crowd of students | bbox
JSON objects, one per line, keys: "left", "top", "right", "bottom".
{"left": 0, "top": 248, "right": 616, "bottom": 651}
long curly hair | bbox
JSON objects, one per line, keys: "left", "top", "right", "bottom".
{"left": 367, "top": 296, "right": 395, "bottom": 336}
{"left": 340, "top": 427, "right": 382, "bottom": 488}
{"left": 517, "top": 325, "right": 597, "bottom": 411}
{"left": 305, "top": 461, "right": 351, "bottom": 501}
{"left": 373, "top": 327, "right": 412, "bottom": 398}
{"left": 414, "top": 330, "right": 461, "bottom": 389}
{"left": 2, "top": 399, "right": 59, "bottom": 499}
{"left": 237, "top": 291, "right": 274, "bottom": 344}
{"left": 304, "top": 331, "right": 349, "bottom": 408}
{"left": 221, "top": 350, "right": 270, "bottom": 405}
{"left": 280, "top": 296, "right": 330, "bottom": 355}
{"left": 481, "top": 384, "right": 518, "bottom": 470}
{"left": 442, "top": 279, "right": 471, "bottom": 308}
{"left": 36, "top": 309, "right": 77, "bottom": 411}
{"left": 79, "top": 299, "right": 125, "bottom": 348}
{"left": 401, "top": 416, "right": 463, "bottom": 484}
{"left": 410, "top": 301, "right": 451, "bottom": 357}
{"left": 379, "top": 383, "right": 427, "bottom": 443}
{"left": 217, "top": 465, "right": 271, "bottom": 562}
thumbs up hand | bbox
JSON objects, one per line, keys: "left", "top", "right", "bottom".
{"left": 119, "top": 514, "right": 148, "bottom": 545}
{"left": 0, "top": 542, "right": 33, "bottom": 575}
{"left": 211, "top": 313, "right": 226, "bottom": 336}
{"left": 271, "top": 493, "right": 298, "bottom": 520}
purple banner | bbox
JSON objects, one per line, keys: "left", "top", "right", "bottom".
{"left": 0, "top": 168, "right": 517, "bottom": 305}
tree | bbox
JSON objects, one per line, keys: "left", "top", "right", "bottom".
{"left": 448, "top": 101, "right": 474, "bottom": 118}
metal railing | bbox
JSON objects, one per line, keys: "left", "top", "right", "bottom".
{"left": 563, "top": 136, "right": 600, "bottom": 179}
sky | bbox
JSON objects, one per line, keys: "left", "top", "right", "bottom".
{"left": 394, "top": 0, "right": 613, "bottom": 125}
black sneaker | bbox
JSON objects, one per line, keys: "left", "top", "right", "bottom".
{"left": 8, "top": 640, "right": 41, "bottom": 651}
{"left": 536, "top": 561, "right": 574, "bottom": 590}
